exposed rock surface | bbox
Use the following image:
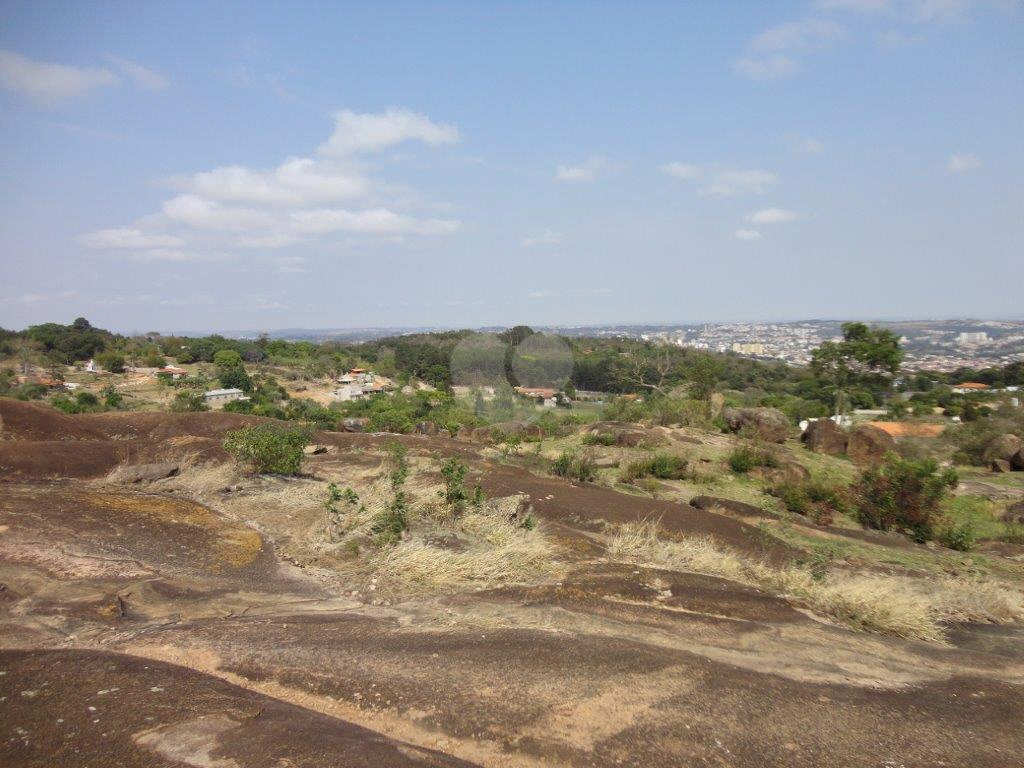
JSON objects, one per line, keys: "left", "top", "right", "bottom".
{"left": 116, "top": 462, "right": 180, "bottom": 483}
{"left": 801, "top": 419, "right": 848, "bottom": 456}
{"left": 847, "top": 424, "right": 897, "bottom": 466}
{"left": 984, "top": 434, "right": 1022, "bottom": 464}
{"left": 721, "top": 407, "right": 791, "bottom": 444}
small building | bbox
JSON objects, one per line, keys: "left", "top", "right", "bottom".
{"left": 203, "top": 388, "right": 249, "bottom": 407}
{"left": 161, "top": 366, "right": 188, "bottom": 380}
{"left": 952, "top": 382, "right": 989, "bottom": 395}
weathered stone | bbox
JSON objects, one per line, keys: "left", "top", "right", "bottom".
{"left": 340, "top": 418, "right": 368, "bottom": 433}
{"left": 721, "top": 407, "right": 791, "bottom": 444}
{"left": 991, "top": 459, "right": 1012, "bottom": 473}
{"left": 690, "top": 496, "right": 776, "bottom": 519}
{"left": 118, "top": 462, "right": 179, "bottom": 483}
{"left": 983, "top": 434, "right": 1022, "bottom": 464}
{"left": 303, "top": 444, "right": 329, "bottom": 455}
{"left": 847, "top": 424, "right": 897, "bottom": 466}
{"left": 801, "top": 418, "right": 848, "bottom": 456}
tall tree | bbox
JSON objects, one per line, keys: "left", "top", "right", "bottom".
{"left": 811, "top": 322, "right": 903, "bottom": 414}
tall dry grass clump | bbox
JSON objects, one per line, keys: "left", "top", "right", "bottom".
{"left": 606, "top": 521, "right": 1023, "bottom": 642}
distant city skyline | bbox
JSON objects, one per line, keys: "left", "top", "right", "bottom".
{"left": 2, "top": 1, "right": 1022, "bottom": 330}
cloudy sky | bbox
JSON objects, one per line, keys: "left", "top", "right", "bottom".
{"left": 1, "top": 1, "right": 1022, "bottom": 333}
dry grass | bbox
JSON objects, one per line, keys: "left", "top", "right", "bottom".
{"left": 606, "top": 521, "right": 1024, "bottom": 642}
{"left": 371, "top": 496, "right": 562, "bottom": 594}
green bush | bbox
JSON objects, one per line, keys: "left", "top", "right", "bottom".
{"left": 621, "top": 453, "right": 692, "bottom": 482}
{"left": 769, "top": 479, "right": 849, "bottom": 525}
{"left": 935, "top": 520, "right": 976, "bottom": 552}
{"left": 223, "top": 422, "right": 312, "bottom": 475}
{"left": 581, "top": 431, "right": 617, "bottom": 447}
{"left": 169, "top": 390, "right": 208, "bottom": 412}
{"left": 552, "top": 451, "right": 597, "bottom": 483}
{"left": 727, "top": 444, "right": 779, "bottom": 473}
{"left": 853, "top": 454, "right": 958, "bottom": 543}
{"left": 439, "top": 457, "right": 482, "bottom": 515}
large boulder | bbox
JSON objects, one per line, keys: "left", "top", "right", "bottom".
{"left": 992, "top": 459, "right": 1012, "bottom": 473}
{"left": 721, "top": 407, "right": 791, "bottom": 444}
{"left": 983, "top": 434, "right": 1022, "bottom": 464}
{"left": 583, "top": 422, "right": 666, "bottom": 448}
{"left": 340, "top": 418, "right": 369, "bottom": 433}
{"left": 801, "top": 419, "right": 848, "bottom": 456}
{"left": 847, "top": 424, "right": 897, "bottom": 466}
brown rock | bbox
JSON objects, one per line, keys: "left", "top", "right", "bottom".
{"left": 983, "top": 434, "right": 1022, "bottom": 463}
{"left": 991, "top": 459, "right": 1012, "bottom": 473}
{"left": 721, "top": 407, "right": 791, "bottom": 444}
{"left": 340, "top": 418, "right": 368, "bottom": 433}
{"left": 801, "top": 418, "right": 849, "bottom": 456}
{"left": 117, "top": 462, "right": 179, "bottom": 483}
{"left": 303, "top": 444, "right": 329, "bottom": 455}
{"left": 847, "top": 424, "right": 897, "bottom": 466}
{"left": 1003, "top": 500, "right": 1024, "bottom": 525}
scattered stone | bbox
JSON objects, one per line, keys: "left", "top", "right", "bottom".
{"left": 118, "top": 462, "right": 179, "bottom": 483}
{"left": 847, "top": 424, "right": 897, "bottom": 466}
{"left": 303, "top": 444, "right": 329, "bottom": 455}
{"left": 721, "top": 407, "right": 791, "bottom": 443}
{"left": 801, "top": 419, "right": 848, "bottom": 456}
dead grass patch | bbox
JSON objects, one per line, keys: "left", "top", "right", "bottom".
{"left": 606, "top": 521, "right": 1023, "bottom": 642}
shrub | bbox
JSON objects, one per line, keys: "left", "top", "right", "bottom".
{"left": 852, "top": 454, "right": 958, "bottom": 543}
{"left": 727, "top": 444, "right": 779, "bottom": 473}
{"left": 223, "top": 422, "right": 311, "bottom": 475}
{"left": 581, "top": 431, "right": 617, "bottom": 447}
{"left": 169, "top": 390, "right": 208, "bottom": 412}
{"left": 621, "top": 453, "right": 692, "bottom": 482}
{"left": 935, "top": 520, "right": 976, "bottom": 552}
{"left": 552, "top": 451, "right": 597, "bottom": 483}
{"left": 769, "top": 479, "right": 849, "bottom": 526}
{"left": 439, "top": 457, "right": 482, "bottom": 515}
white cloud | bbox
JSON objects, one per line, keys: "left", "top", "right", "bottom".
{"left": 290, "top": 208, "right": 459, "bottom": 236}
{"left": 190, "top": 158, "right": 367, "bottom": 206}
{"left": 521, "top": 228, "right": 564, "bottom": 246}
{"left": 320, "top": 108, "right": 459, "bottom": 155}
{"left": 796, "top": 136, "right": 824, "bottom": 154}
{"left": 81, "top": 227, "right": 183, "bottom": 249}
{"left": 733, "top": 56, "right": 798, "bottom": 80}
{"left": 734, "top": 229, "right": 764, "bottom": 240}
{"left": 554, "top": 157, "right": 613, "bottom": 182}
{"left": 748, "top": 208, "right": 798, "bottom": 224}
{"left": 661, "top": 164, "right": 778, "bottom": 196}
{"left": 702, "top": 169, "right": 778, "bottom": 196}
{"left": 86, "top": 108, "right": 461, "bottom": 259}
{"left": 0, "top": 49, "right": 117, "bottom": 106}
{"left": 948, "top": 154, "right": 981, "bottom": 172}
{"left": 816, "top": 0, "right": 891, "bottom": 12}
{"left": 110, "top": 57, "right": 167, "bottom": 90}
{"left": 749, "top": 19, "right": 845, "bottom": 52}
{"left": 162, "top": 195, "right": 277, "bottom": 231}
{"left": 660, "top": 162, "right": 701, "bottom": 179}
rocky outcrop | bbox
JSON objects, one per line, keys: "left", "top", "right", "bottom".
{"left": 471, "top": 420, "right": 544, "bottom": 443}
{"left": 582, "top": 422, "right": 667, "bottom": 448}
{"left": 1011, "top": 450, "right": 1024, "bottom": 472}
{"left": 992, "top": 459, "right": 1012, "bottom": 473}
{"left": 801, "top": 419, "right": 848, "bottom": 456}
{"left": 721, "top": 407, "right": 791, "bottom": 444}
{"left": 847, "top": 424, "right": 897, "bottom": 466}
{"left": 984, "top": 434, "right": 1022, "bottom": 464}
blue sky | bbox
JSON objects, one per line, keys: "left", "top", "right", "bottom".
{"left": 1, "top": 1, "right": 1022, "bottom": 333}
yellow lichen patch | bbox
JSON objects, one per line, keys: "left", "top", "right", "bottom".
{"left": 76, "top": 490, "right": 263, "bottom": 569}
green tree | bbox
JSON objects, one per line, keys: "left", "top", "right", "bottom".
{"left": 811, "top": 323, "right": 903, "bottom": 414}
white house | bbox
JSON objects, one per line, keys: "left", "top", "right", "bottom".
{"left": 203, "top": 388, "right": 249, "bottom": 407}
